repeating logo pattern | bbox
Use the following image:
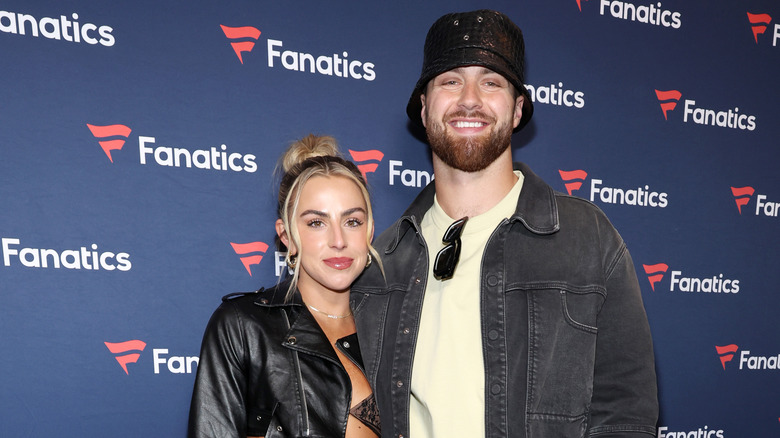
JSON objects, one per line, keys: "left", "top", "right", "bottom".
{"left": 105, "top": 340, "right": 146, "bottom": 375}
{"left": 87, "top": 124, "right": 132, "bottom": 163}
{"left": 348, "top": 149, "right": 384, "bottom": 180}
{"left": 747, "top": 12, "right": 772, "bottom": 43}
{"left": 221, "top": 25, "right": 261, "bottom": 64}
{"left": 716, "top": 344, "right": 739, "bottom": 370}
{"left": 230, "top": 241, "right": 269, "bottom": 276}
{"left": 655, "top": 90, "right": 681, "bottom": 121}
{"left": 642, "top": 263, "right": 669, "bottom": 292}
{"left": 558, "top": 169, "right": 588, "bottom": 196}
{"left": 731, "top": 186, "right": 755, "bottom": 214}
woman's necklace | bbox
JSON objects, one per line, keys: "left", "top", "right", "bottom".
{"left": 306, "top": 303, "right": 353, "bottom": 319}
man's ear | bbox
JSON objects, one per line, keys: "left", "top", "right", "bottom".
{"left": 512, "top": 94, "right": 524, "bottom": 129}
{"left": 275, "top": 219, "right": 295, "bottom": 254}
{"left": 420, "top": 93, "right": 428, "bottom": 128}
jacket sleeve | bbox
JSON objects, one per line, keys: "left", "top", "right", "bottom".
{"left": 587, "top": 247, "right": 659, "bottom": 437}
{"left": 188, "top": 301, "right": 250, "bottom": 438}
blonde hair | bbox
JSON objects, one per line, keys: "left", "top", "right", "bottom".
{"left": 277, "top": 134, "right": 381, "bottom": 301}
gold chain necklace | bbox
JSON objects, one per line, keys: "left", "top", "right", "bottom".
{"left": 306, "top": 304, "right": 353, "bottom": 319}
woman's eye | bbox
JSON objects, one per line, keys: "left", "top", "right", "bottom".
{"left": 307, "top": 219, "right": 324, "bottom": 228}
{"left": 346, "top": 218, "right": 364, "bottom": 227}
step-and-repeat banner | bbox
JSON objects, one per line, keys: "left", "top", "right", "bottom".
{"left": 1, "top": 1, "right": 778, "bottom": 436}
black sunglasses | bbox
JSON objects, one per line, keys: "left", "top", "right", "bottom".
{"left": 433, "top": 216, "right": 468, "bottom": 280}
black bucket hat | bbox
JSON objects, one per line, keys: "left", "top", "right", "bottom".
{"left": 406, "top": 10, "right": 534, "bottom": 132}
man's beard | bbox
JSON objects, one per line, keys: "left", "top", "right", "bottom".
{"left": 425, "top": 110, "right": 513, "bottom": 173}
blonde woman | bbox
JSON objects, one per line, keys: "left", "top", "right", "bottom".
{"left": 189, "top": 135, "right": 380, "bottom": 438}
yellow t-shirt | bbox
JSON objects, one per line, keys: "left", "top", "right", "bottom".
{"left": 410, "top": 171, "right": 524, "bottom": 437}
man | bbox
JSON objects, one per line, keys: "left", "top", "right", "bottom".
{"left": 353, "top": 9, "right": 658, "bottom": 438}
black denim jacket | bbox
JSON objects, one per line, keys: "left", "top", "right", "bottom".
{"left": 352, "top": 162, "right": 658, "bottom": 438}
{"left": 188, "top": 284, "right": 366, "bottom": 437}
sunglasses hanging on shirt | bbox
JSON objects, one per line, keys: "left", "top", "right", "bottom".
{"left": 433, "top": 216, "right": 468, "bottom": 280}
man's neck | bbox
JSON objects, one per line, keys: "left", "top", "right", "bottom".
{"left": 432, "top": 148, "right": 517, "bottom": 219}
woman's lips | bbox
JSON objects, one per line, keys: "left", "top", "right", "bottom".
{"left": 324, "top": 257, "right": 354, "bottom": 270}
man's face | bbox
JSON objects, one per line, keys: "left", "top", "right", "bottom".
{"left": 421, "top": 66, "right": 524, "bottom": 172}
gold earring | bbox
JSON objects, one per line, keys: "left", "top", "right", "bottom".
{"left": 287, "top": 254, "right": 297, "bottom": 270}
{"left": 365, "top": 253, "right": 372, "bottom": 268}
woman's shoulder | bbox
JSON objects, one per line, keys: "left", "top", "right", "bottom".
{"left": 209, "top": 282, "right": 294, "bottom": 326}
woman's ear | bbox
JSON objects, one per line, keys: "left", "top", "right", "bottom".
{"left": 275, "top": 219, "right": 294, "bottom": 254}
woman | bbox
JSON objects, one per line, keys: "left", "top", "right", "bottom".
{"left": 188, "top": 134, "right": 381, "bottom": 438}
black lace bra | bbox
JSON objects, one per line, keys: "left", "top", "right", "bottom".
{"left": 349, "top": 393, "right": 381, "bottom": 435}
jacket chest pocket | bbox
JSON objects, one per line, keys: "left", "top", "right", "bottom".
{"left": 527, "top": 288, "right": 604, "bottom": 417}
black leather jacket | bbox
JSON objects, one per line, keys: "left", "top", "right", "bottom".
{"left": 351, "top": 162, "right": 658, "bottom": 438}
{"left": 188, "top": 283, "right": 367, "bottom": 437}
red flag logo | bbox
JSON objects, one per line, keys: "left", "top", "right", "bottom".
{"left": 87, "top": 124, "right": 132, "bottom": 163}
{"left": 642, "top": 263, "right": 669, "bottom": 292}
{"left": 348, "top": 149, "right": 385, "bottom": 180}
{"left": 715, "top": 344, "right": 739, "bottom": 370}
{"left": 558, "top": 169, "right": 588, "bottom": 196}
{"left": 231, "top": 241, "right": 269, "bottom": 276}
{"left": 654, "top": 90, "right": 682, "bottom": 121}
{"left": 105, "top": 340, "right": 146, "bottom": 375}
{"left": 747, "top": 12, "right": 772, "bottom": 44}
{"left": 731, "top": 186, "right": 755, "bottom": 214}
{"left": 221, "top": 25, "right": 261, "bottom": 64}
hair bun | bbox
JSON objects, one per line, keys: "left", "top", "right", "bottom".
{"left": 281, "top": 134, "right": 341, "bottom": 172}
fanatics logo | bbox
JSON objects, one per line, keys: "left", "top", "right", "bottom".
{"left": 746, "top": 12, "right": 772, "bottom": 44}
{"left": 558, "top": 169, "right": 588, "bottom": 196}
{"left": 642, "top": 261, "right": 740, "bottom": 294}
{"left": 655, "top": 90, "right": 681, "bottom": 121}
{"left": 655, "top": 89, "right": 757, "bottom": 131}
{"left": 105, "top": 340, "right": 146, "bottom": 375}
{"left": 731, "top": 186, "right": 755, "bottom": 214}
{"left": 733, "top": 186, "right": 780, "bottom": 217}
{"left": 716, "top": 344, "right": 738, "bottom": 370}
{"left": 557, "top": 169, "right": 668, "bottom": 207}
{"left": 0, "top": 9, "right": 116, "bottom": 46}
{"left": 348, "top": 149, "right": 385, "bottom": 180}
{"left": 230, "top": 241, "right": 269, "bottom": 276}
{"left": 642, "top": 263, "right": 668, "bottom": 292}
{"left": 575, "top": 0, "right": 589, "bottom": 12}
{"left": 221, "top": 24, "right": 261, "bottom": 64}
{"left": 87, "top": 123, "right": 132, "bottom": 163}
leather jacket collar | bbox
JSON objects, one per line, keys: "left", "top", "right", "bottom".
{"left": 228, "top": 283, "right": 365, "bottom": 369}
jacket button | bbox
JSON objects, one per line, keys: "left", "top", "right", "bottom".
{"left": 402, "top": 327, "right": 410, "bottom": 335}
{"left": 343, "top": 341, "right": 351, "bottom": 348}
{"left": 491, "top": 384, "right": 501, "bottom": 394}
{"left": 488, "top": 330, "right": 499, "bottom": 340}
{"left": 487, "top": 275, "right": 499, "bottom": 286}
{"left": 414, "top": 277, "right": 421, "bottom": 284}
{"left": 396, "top": 380, "right": 404, "bottom": 387}
{"left": 286, "top": 336, "right": 297, "bottom": 345}
{"left": 256, "top": 416, "right": 262, "bottom": 421}
{"left": 277, "top": 426, "right": 283, "bottom": 431}
{"left": 260, "top": 298, "right": 269, "bottom": 304}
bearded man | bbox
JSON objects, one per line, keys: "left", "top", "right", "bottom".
{"left": 353, "top": 9, "right": 659, "bottom": 438}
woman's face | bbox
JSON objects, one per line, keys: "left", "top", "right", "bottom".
{"left": 283, "top": 175, "right": 370, "bottom": 296}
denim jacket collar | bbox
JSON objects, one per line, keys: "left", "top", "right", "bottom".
{"left": 383, "top": 161, "right": 560, "bottom": 255}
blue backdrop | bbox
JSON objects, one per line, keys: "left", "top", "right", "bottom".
{"left": 1, "top": 1, "right": 778, "bottom": 436}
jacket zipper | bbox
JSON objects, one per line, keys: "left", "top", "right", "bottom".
{"left": 282, "top": 309, "right": 310, "bottom": 436}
